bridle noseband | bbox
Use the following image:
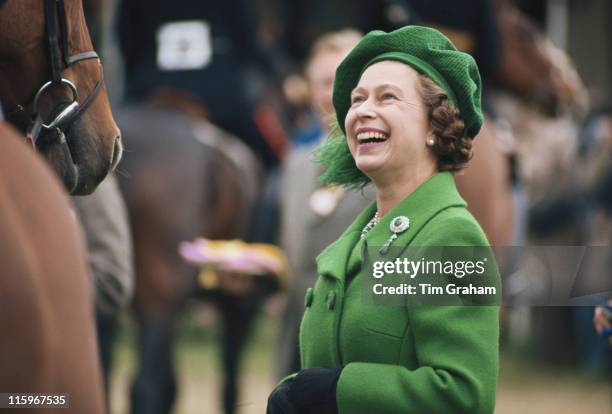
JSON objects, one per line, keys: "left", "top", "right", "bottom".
{"left": 6, "top": 0, "right": 104, "bottom": 146}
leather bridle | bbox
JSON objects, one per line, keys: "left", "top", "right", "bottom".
{"left": 5, "top": 0, "right": 103, "bottom": 146}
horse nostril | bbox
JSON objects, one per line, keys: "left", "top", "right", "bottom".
{"left": 110, "top": 135, "right": 123, "bottom": 170}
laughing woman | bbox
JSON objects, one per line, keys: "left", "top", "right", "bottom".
{"left": 267, "top": 26, "right": 500, "bottom": 414}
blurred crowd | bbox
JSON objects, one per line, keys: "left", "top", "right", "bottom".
{"left": 74, "top": 0, "right": 611, "bottom": 412}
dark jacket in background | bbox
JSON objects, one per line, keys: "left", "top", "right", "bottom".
{"left": 116, "top": 0, "right": 279, "bottom": 167}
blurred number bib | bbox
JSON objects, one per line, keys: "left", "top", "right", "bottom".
{"left": 156, "top": 20, "right": 212, "bottom": 71}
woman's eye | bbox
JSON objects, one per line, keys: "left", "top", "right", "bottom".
{"left": 351, "top": 96, "right": 365, "bottom": 105}
{"left": 382, "top": 93, "right": 397, "bottom": 101}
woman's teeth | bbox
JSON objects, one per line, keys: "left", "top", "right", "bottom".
{"left": 357, "top": 131, "right": 389, "bottom": 144}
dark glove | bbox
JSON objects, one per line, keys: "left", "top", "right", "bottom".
{"left": 288, "top": 367, "right": 342, "bottom": 414}
{"left": 267, "top": 380, "right": 298, "bottom": 414}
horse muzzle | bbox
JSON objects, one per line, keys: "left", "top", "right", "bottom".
{"left": 36, "top": 126, "right": 80, "bottom": 193}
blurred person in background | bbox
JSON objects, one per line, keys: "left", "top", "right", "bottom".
{"left": 511, "top": 92, "right": 608, "bottom": 370}
{"left": 277, "top": 29, "right": 375, "bottom": 378}
{"left": 72, "top": 175, "right": 134, "bottom": 392}
{"left": 259, "top": 0, "right": 417, "bottom": 146}
{"left": 116, "top": 0, "right": 288, "bottom": 169}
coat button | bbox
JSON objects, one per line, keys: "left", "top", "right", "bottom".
{"left": 305, "top": 288, "right": 314, "bottom": 308}
{"left": 326, "top": 291, "right": 336, "bottom": 310}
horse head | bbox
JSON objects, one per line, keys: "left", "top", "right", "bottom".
{"left": 0, "top": 0, "right": 121, "bottom": 194}
{"left": 495, "top": 2, "right": 588, "bottom": 117}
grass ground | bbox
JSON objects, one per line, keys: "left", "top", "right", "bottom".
{"left": 109, "top": 308, "right": 611, "bottom": 414}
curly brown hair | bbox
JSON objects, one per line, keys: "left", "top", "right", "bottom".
{"left": 418, "top": 74, "right": 473, "bottom": 172}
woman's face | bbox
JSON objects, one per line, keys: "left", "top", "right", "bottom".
{"left": 345, "top": 61, "right": 435, "bottom": 183}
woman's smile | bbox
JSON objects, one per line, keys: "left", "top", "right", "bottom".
{"left": 355, "top": 127, "right": 390, "bottom": 154}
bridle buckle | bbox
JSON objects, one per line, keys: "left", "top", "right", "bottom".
{"left": 32, "top": 78, "right": 79, "bottom": 130}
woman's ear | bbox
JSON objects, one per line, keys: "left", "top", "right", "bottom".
{"left": 426, "top": 127, "right": 436, "bottom": 143}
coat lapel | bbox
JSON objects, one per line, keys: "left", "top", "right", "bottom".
{"left": 318, "top": 172, "right": 467, "bottom": 281}
{"left": 362, "top": 172, "right": 467, "bottom": 274}
{"left": 365, "top": 172, "right": 465, "bottom": 248}
{"left": 316, "top": 201, "right": 377, "bottom": 282}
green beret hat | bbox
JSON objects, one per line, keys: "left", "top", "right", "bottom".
{"left": 333, "top": 25, "right": 483, "bottom": 139}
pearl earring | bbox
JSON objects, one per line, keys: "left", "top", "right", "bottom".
{"left": 426, "top": 137, "right": 435, "bottom": 147}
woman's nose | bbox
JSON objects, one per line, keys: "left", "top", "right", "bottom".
{"left": 355, "top": 100, "right": 377, "bottom": 119}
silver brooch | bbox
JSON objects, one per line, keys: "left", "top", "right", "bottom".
{"left": 379, "top": 216, "right": 410, "bottom": 255}
{"left": 390, "top": 216, "right": 410, "bottom": 233}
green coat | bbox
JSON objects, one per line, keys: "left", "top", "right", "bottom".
{"left": 297, "top": 172, "right": 500, "bottom": 414}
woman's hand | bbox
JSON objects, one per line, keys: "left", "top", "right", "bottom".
{"left": 267, "top": 381, "right": 298, "bottom": 414}
{"left": 594, "top": 302, "right": 612, "bottom": 347}
{"left": 267, "top": 367, "right": 342, "bottom": 414}
{"left": 288, "top": 367, "right": 342, "bottom": 414}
